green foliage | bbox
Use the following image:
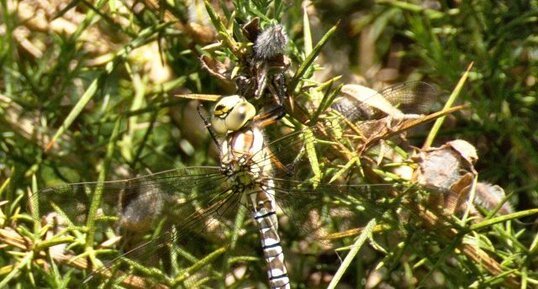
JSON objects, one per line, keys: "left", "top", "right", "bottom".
{"left": 1, "top": 0, "right": 537, "bottom": 288}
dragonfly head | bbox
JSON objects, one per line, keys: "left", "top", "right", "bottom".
{"left": 211, "top": 95, "right": 256, "bottom": 135}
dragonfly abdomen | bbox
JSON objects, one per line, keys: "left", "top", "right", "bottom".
{"left": 250, "top": 176, "right": 290, "bottom": 288}
{"left": 253, "top": 200, "right": 290, "bottom": 289}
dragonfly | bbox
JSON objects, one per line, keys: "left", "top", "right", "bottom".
{"left": 35, "top": 82, "right": 448, "bottom": 288}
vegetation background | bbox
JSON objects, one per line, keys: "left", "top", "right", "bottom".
{"left": 1, "top": 0, "right": 537, "bottom": 288}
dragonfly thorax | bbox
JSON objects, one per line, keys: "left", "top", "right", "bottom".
{"left": 220, "top": 124, "right": 272, "bottom": 188}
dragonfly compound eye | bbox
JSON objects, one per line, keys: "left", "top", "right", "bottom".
{"left": 211, "top": 95, "right": 256, "bottom": 135}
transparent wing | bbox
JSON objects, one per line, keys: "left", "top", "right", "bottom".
{"left": 37, "top": 166, "right": 233, "bottom": 231}
{"left": 379, "top": 81, "right": 441, "bottom": 114}
{"left": 244, "top": 95, "right": 452, "bottom": 246}
{"left": 242, "top": 114, "right": 407, "bottom": 245}
{"left": 35, "top": 166, "right": 242, "bottom": 286}
{"left": 332, "top": 81, "right": 441, "bottom": 122}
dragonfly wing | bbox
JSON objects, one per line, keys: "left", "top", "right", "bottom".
{"left": 36, "top": 166, "right": 244, "bottom": 274}
{"left": 244, "top": 119, "right": 399, "bottom": 246}
{"left": 332, "top": 81, "right": 442, "bottom": 122}
{"left": 380, "top": 81, "right": 441, "bottom": 115}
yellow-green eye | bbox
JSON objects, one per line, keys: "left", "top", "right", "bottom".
{"left": 211, "top": 95, "right": 256, "bottom": 135}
